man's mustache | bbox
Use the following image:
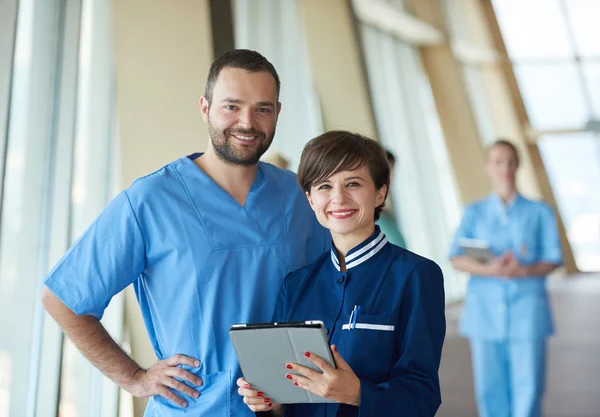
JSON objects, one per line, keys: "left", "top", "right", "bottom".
{"left": 226, "top": 128, "right": 265, "bottom": 138}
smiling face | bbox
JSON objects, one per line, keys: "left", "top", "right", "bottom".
{"left": 306, "top": 165, "right": 387, "bottom": 239}
{"left": 200, "top": 67, "right": 281, "bottom": 166}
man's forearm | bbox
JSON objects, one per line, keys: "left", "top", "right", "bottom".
{"left": 41, "top": 288, "right": 142, "bottom": 392}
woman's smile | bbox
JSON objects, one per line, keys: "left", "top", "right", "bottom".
{"left": 328, "top": 209, "right": 359, "bottom": 220}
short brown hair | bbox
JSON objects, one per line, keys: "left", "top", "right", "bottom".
{"left": 204, "top": 49, "right": 280, "bottom": 106}
{"left": 488, "top": 139, "right": 520, "bottom": 165}
{"left": 297, "top": 131, "right": 390, "bottom": 221}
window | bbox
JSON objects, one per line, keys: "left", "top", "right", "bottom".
{"left": 493, "top": 0, "right": 600, "bottom": 270}
{"left": 233, "top": 0, "right": 323, "bottom": 171}
{"left": 538, "top": 133, "right": 600, "bottom": 271}
{"left": 360, "top": 25, "right": 466, "bottom": 302}
{"left": 514, "top": 63, "right": 589, "bottom": 130}
{"left": 0, "top": 0, "right": 120, "bottom": 415}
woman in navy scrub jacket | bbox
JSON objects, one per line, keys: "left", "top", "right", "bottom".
{"left": 237, "top": 131, "right": 446, "bottom": 417}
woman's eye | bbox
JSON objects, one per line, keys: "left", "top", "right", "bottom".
{"left": 317, "top": 184, "right": 331, "bottom": 190}
{"left": 346, "top": 182, "right": 360, "bottom": 187}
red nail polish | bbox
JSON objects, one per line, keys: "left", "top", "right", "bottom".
{"left": 264, "top": 398, "right": 271, "bottom": 403}
{"left": 257, "top": 392, "right": 263, "bottom": 397}
{"left": 286, "top": 374, "right": 293, "bottom": 379}
{"left": 293, "top": 381, "right": 299, "bottom": 386}
{"left": 304, "top": 352, "right": 311, "bottom": 358}
{"left": 269, "top": 403, "right": 273, "bottom": 408}
{"left": 286, "top": 364, "right": 293, "bottom": 369}
{"left": 243, "top": 384, "right": 249, "bottom": 389}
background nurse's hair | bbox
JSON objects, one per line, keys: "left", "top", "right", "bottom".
{"left": 297, "top": 130, "right": 390, "bottom": 221}
{"left": 204, "top": 49, "right": 281, "bottom": 106}
{"left": 487, "top": 138, "right": 520, "bottom": 166}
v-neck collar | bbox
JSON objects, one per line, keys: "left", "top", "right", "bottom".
{"left": 490, "top": 192, "right": 521, "bottom": 213}
{"left": 330, "top": 226, "right": 388, "bottom": 271}
{"left": 183, "top": 152, "right": 265, "bottom": 209}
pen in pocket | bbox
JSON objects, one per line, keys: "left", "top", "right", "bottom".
{"left": 348, "top": 305, "right": 361, "bottom": 330}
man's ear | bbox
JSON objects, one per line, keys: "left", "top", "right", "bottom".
{"left": 199, "top": 96, "right": 210, "bottom": 122}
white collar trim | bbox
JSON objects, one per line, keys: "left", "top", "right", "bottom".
{"left": 331, "top": 231, "right": 388, "bottom": 272}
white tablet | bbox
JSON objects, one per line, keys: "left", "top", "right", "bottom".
{"left": 229, "top": 320, "right": 336, "bottom": 404}
{"left": 458, "top": 238, "right": 495, "bottom": 264}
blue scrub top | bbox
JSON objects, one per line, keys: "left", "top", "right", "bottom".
{"left": 274, "top": 227, "right": 446, "bottom": 417}
{"left": 44, "top": 154, "right": 330, "bottom": 417}
{"left": 449, "top": 193, "right": 563, "bottom": 341}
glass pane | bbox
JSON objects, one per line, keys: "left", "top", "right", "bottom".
{"left": 440, "top": 0, "right": 469, "bottom": 43}
{"left": 361, "top": 25, "right": 466, "bottom": 303}
{"left": 492, "top": 0, "right": 573, "bottom": 60}
{"left": 0, "top": 0, "right": 62, "bottom": 414}
{"left": 539, "top": 132, "right": 600, "bottom": 271}
{"left": 234, "top": 0, "right": 322, "bottom": 171}
{"left": 582, "top": 62, "right": 600, "bottom": 119}
{"left": 0, "top": 351, "right": 10, "bottom": 415}
{"left": 58, "top": 0, "right": 118, "bottom": 415}
{"left": 383, "top": 0, "right": 407, "bottom": 12}
{"left": 565, "top": 0, "right": 600, "bottom": 58}
{"left": 462, "top": 65, "right": 497, "bottom": 145}
{"left": 514, "top": 63, "right": 589, "bottom": 130}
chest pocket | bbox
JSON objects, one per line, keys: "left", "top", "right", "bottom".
{"left": 336, "top": 314, "right": 396, "bottom": 382}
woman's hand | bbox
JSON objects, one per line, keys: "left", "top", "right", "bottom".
{"left": 285, "top": 345, "right": 361, "bottom": 406}
{"left": 236, "top": 377, "right": 282, "bottom": 414}
{"left": 487, "top": 252, "right": 528, "bottom": 278}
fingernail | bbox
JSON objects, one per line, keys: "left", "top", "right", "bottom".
{"left": 264, "top": 398, "right": 271, "bottom": 403}
{"left": 286, "top": 364, "right": 293, "bottom": 369}
{"left": 193, "top": 392, "right": 199, "bottom": 398}
{"left": 257, "top": 392, "right": 263, "bottom": 397}
{"left": 196, "top": 379, "right": 203, "bottom": 385}
{"left": 244, "top": 383, "right": 249, "bottom": 389}
{"left": 304, "top": 352, "right": 311, "bottom": 358}
{"left": 332, "top": 345, "right": 337, "bottom": 353}
{"left": 286, "top": 374, "right": 292, "bottom": 379}
{"left": 183, "top": 401, "right": 188, "bottom": 407}
{"left": 194, "top": 360, "right": 200, "bottom": 367}
{"left": 269, "top": 403, "right": 273, "bottom": 408}
{"left": 293, "top": 381, "right": 299, "bottom": 386}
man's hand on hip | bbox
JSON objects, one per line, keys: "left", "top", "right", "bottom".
{"left": 127, "top": 354, "right": 203, "bottom": 408}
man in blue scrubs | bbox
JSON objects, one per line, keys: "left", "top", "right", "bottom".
{"left": 41, "top": 49, "right": 329, "bottom": 416}
{"left": 449, "top": 140, "right": 562, "bottom": 417}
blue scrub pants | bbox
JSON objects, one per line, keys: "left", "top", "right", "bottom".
{"left": 470, "top": 339, "right": 547, "bottom": 417}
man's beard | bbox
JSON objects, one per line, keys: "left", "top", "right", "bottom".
{"left": 208, "top": 119, "right": 275, "bottom": 167}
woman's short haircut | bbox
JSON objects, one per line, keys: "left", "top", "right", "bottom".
{"left": 297, "top": 131, "right": 390, "bottom": 221}
{"left": 488, "top": 139, "right": 520, "bottom": 166}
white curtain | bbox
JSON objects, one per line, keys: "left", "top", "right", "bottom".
{"left": 233, "top": 0, "right": 323, "bottom": 171}
{"left": 361, "top": 25, "right": 466, "bottom": 302}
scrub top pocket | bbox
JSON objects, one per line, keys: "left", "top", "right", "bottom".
{"left": 151, "top": 370, "right": 231, "bottom": 416}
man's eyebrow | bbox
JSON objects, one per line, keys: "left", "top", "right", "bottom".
{"left": 221, "top": 98, "right": 275, "bottom": 107}
{"left": 256, "top": 101, "right": 276, "bottom": 107}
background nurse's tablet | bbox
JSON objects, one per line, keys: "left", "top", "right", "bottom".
{"left": 458, "top": 238, "right": 495, "bottom": 264}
